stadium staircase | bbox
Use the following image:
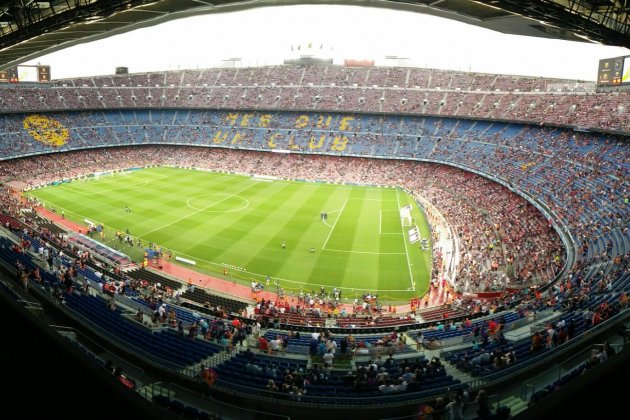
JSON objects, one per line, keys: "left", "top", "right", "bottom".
{"left": 496, "top": 395, "right": 528, "bottom": 416}
{"left": 22, "top": 209, "right": 67, "bottom": 236}
{"left": 180, "top": 286, "right": 248, "bottom": 315}
{"left": 183, "top": 345, "right": 235, "bottom": 376}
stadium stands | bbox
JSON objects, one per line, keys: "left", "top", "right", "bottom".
{"left": 0, "top": 66, "right": 626, "bottom": 131}
{"left": 0, "top": 65, "right": 628, "bottom": 418}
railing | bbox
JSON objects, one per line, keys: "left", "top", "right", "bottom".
{"left": 49, "top": 323, "right": 149, "bottom": 383}
{"left": 20, "top": 277, "right": 190, "bottom": 371}
{"left": 138, "top": 381, "right": 293, "bottom": 420}
{"left": 470, "top": 308, "right": 630, "bottom": 389}
{"left": 2, "top": 217, "right": 628, "bottom": 413}
{"left": 17, "top": 298, "right": 43, "bottom": 311}
{"left": 522, "top": 339, "right": 627, "bottom": 403}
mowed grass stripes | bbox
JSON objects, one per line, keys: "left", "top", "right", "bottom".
{"left": 28, "top": 167, "right": 432, "bottom": 301}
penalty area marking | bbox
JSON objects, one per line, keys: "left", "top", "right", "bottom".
{"left": 61, "top": 174, "right": 171, "bottom": 197}
{"left": 63, "top": 180, "right": 149, "bottom": 197}
{"left": 347, "top": 197, "right": 397, "bottom": 202}
{"left": 322, "top": 199, "right": 348, "bottom": 250}
{"left": 380, "top": 209, "right": 402, "bottom": 235}
{"left": 323, "top": 248, "right": 406, "bottom": 255}
{"left": 321, "top": 209, "right": 340, "bottom": 228}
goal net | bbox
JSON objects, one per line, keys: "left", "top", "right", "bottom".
{"left": 93, "top": 170, "right": 113, "bottom": 180}
{"left": 400, "top": 204, "right": 413, "bottom": 226}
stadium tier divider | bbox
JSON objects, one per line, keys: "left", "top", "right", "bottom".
{"left": 180, "top": 286, "right": 248, "bottom": 315}
{"left": 126, "top": 267, "right": 184, "bottom": 292}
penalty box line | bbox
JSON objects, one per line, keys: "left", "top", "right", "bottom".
{"left": 322, "top": 198, "right": 348, "bottom": 250}
{"left": 396, "top": 188, "right": 416, "bottom": 292}
{"left": 380, "top": 209, "right": 403, "bottom": 235}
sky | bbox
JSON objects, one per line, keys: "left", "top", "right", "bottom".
{"left": 24, "top": 5, "right": 630, "bottom": 81}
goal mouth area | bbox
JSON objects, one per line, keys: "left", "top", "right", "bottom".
{"left": 400, "top": 204, "right": 413, "bottom": 226}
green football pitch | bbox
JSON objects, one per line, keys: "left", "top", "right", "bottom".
{"left": 28, "top": 167, "right": 432, "bottom": 301}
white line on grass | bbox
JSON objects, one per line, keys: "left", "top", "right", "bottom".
{"left": 379, "top": 209, "right": 403, "bottom": 235}
{"left": 322, "top": 198, "right": 348, "bottom": 250}
{"left": 324, "top": 248, "right": 406, "bottom": 255}
{"left": 348, "top": 197, "right": 397, "bottom": 202}
{"left": 138, "top": 181, "right": 258, "bottom": 239}
{"left": 186, "top": 194, "right": 250, "bottom": 213}
{"left": 396, "top": 188, "right": 416, "bottom": 292}
{"left": 163, "top": 249, "right": 413, "bottom": 292}
{"left": 84, "top": 181, "right": 149, "bottom": 196}
{"left": 264, "top": 179, "right": 391, "bottom": 192}
{"left": 62, "top": 174, "right": 170, "bottom": 197}
{"left": 321, "top": 209, "right": 339, "bottom": 228}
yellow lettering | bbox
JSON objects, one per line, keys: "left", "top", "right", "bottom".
{"left": 316, "top": 115, "right": 332, "bottom": 129}
{"left": 294, "top": 115, "right": 309, "bottom": 129}
{"left": 339, "top": 116, "right": 355, "bottom": 131}
{"left": 268, "top": 133, "right": 281, "bottom": 149}
{"left": 225, "top": 113, "right": 238, "bottom": 126}
{"left": 213, "top": 131, "right": 228, "bottom": 144}
{"left": 240, "top": 114, "right": 253, "bottom": 127}
{"left": 231, "top": 132, "right": 243, "bottom": 144}
{"left": 331, "top": 135, "right": 349, "bottom": 151}
{"left": 288, "top": 135, "right": 299, "bottom": 150}
{"left": 259, "top": 114, "right": 272, "bottom": 128}
{"left": 309, "top": 135, "right": 326, "bottom": 150}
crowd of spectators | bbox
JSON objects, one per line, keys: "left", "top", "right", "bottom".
{"left": 0, "top": 72, "right": 626, "bottom": 418}
{"left": 0, "top": 105, "right": 627, "bottom": 302}
{"left": 0, "top": 142, "right": 627, "bottom": 417}
{"left": 0, "top": 65, "right": 627, "bottom": 130}
{"left": 0, "top": 145, "right": 567, "bottom": 294}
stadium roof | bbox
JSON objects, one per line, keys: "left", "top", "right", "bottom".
{"left": 0, "top": 0, "right": 629, "bottom": 71}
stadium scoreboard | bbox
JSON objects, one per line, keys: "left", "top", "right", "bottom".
{"left": 597, "top": 55, "right": 630, "bottom": 86}
{"left": 0, "top": 65, "right": 50, "bottom": 83}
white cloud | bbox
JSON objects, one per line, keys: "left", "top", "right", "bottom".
{"left": 25, "top": 5, "right": 630, "bottom": 80}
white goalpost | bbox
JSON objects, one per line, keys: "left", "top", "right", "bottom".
{"left": 400, "top": 204, "right": 413, "bottom": 226}
{"left": 93, "top": 170, "right": 114, "bottom": 180}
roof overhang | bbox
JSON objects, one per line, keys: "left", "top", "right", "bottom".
{"left": 0, "top": 0, "right": 628, "bottom": 71}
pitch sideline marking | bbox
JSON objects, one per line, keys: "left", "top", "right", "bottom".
{"left": 396, "top": 188, "right": 416, "bottom": 292}
{"left": 168, "top": 249, "right": 414, "bottom": 292}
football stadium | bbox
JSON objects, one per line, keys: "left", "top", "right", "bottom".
{"left": 0, "top": 2, "right": 629, "bottom": 419}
